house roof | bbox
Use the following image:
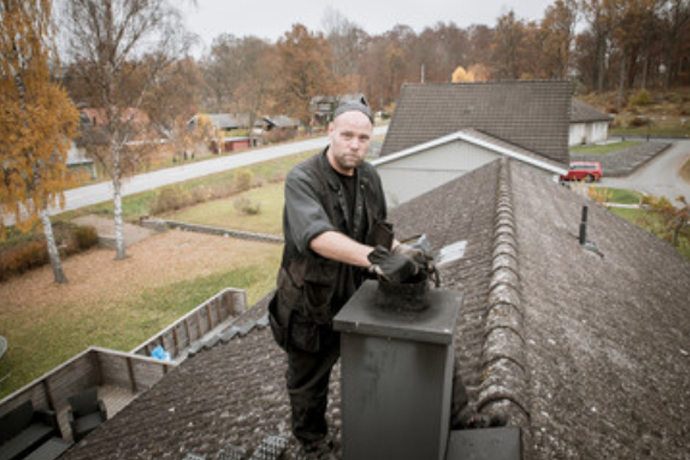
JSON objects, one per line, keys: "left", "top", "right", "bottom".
{"left": 380, "top": 81, "right": 573, "bottom": 166}
{"left": 204, "top": 114, "right": 249, "bottom": 130}
{"left": 59, "top": 159, "right": 690, "bottom": 460}
{"left": 373, "top": 128, "right": 568, "bottom": 176}
{"left": 571, "top": 99, "right": 612, "bottom": 123}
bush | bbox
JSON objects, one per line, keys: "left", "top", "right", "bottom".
{"left": 629, "top": 89, "right": 653, "bottom": 107}
{"left": 150, "top": 186, "right": 188, "bottom": 215}
{"left": 73, "top": 225, "right": 99, "bottom": 250}
{"left": 235, "top": 169, "right": 254, "bottom": 193}
{"left": 233, "top": 196, "right": 261, "bottom": 215}
{"left": 263, "top": 128, "right": 297, "bottom": 144}
{"left": 629, "top": 116, "right": 650, "bottom": 128}
{"left": 0, "top": 223, "right": 98, "bottom": 281}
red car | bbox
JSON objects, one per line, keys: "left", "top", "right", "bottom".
{"left": 560, "top": 161, "right": 603, "bottom": 182}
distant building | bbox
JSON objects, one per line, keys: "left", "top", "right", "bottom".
{"left": 569, "top": 99, "right": 611, "bottom": 146}
{"left": 310, "top": 93, "right": 369, "bottom": 125}
{"left": 375, "top": 81, "right": 572, "bottom": 205}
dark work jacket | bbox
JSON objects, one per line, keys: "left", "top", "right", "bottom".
{"left": 269, "top": 149, "right": 392, "bottom": 352}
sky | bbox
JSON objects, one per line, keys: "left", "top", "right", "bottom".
{"left": 181, "top": 0, "right": 558, "bottom": 53}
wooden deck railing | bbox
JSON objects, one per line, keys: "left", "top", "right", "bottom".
{"left": 0, "top": 287, "right": 247, "bottom": 439}
{"left": 131, "top": 287, "right": 246, "bottom": 360}
{"left": 0, "top": 347, "right": 175, "bottom": 438}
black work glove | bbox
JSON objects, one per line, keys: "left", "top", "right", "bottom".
{"left": 367, "top": 245, "right": 419, "bottom": 283}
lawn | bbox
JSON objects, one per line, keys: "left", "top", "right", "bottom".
{"left": 570, "top": 140, "right": 642, "bottom": 155}
{"left": 595, "top": 187, "right": 642, "bottom": 205}
{"left": 0, "top": 231, "right": 282, "bottom": 399}
{"left": 166, "top": 181, "right": 285, "bottom": 236}
{"left": 0, "top": 147, "right": 320, "bottom": 399}
{"left": 611, "top": 206, "right": 690, "bottom": 260}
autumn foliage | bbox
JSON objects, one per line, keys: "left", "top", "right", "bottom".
{"left": 0, "top": 0, "right": 79, "bottom": 236}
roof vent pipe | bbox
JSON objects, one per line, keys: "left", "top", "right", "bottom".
{"left": 579, "top": 205, "right": 589, "bottom": 245}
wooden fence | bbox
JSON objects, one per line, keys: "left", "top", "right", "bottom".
{"left": 131, "top": 288, "right": 246, "bottom": 360}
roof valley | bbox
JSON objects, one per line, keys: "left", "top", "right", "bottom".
{"left": 476, "top": 159, "right": 531, "bottom": 433}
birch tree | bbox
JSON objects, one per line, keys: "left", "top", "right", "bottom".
{"left": 61, "top": 0, "right": 191, "bottom": 260}
{"left": 0, "top": 0, "right": 79, "bottom": 284}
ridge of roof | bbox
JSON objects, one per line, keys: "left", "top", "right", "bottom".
{"left": 476, "top": 159, "right": 530, "bottom": 428}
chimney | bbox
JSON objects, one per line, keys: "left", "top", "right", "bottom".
{"left": 333, "top": 280, "right": 462, "bottom": 460}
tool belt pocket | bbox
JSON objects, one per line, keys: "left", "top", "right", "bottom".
{"left": 268, "top": 293, "right": 289, "bottom": 351}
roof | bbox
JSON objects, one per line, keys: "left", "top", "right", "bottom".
{"left": 389, "top": 159, "right": 690, "bottom": 459}
{"left": 380, "top": 81, "right": 573, "bottom": 166}
{"left": 571, "top": 99, "right": 612, "bottom": 123}
{"left": 373, "top": 128, "right": 568, "bottom": 176}
{"left": 59, "top": 159, "right": 690, "bottom": 460}
{"left": 204, "top": 114, "right": 249, "bottom": 130}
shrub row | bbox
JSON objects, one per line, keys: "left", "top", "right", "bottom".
{"left": 0, "top": 222, "right": 99, "bottom": 282}
{"left": 149, "top": 169, "right": 258, "bottom": 216}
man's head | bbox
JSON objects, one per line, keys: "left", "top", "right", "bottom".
{"left": 327, "top": 102, "right": 374, "bottom": 176}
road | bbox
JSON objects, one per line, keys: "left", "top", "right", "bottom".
{"left": 52, "top": 126, "right": 388, "bottom": 216}
{"left": 599, "top": 139, "right": 690, "bottom": 200}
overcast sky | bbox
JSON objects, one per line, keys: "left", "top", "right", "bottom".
{"left": 181, "top": 0, "right": 559, "bottom": 53}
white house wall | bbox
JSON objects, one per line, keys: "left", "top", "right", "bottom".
{"left": 569, "top": 121, "right": 609, "bottom": 146}
{"left": 376, "top": 140, "right": 499, "bottom": 206}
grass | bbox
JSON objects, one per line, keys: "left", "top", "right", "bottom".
{"left": 610, "top": 114, "right": 690, "bottom": 137}
{"left": 166, "top": 181, "right": 285, "bottom": 235}
{"left": 0, "top": 248, "right": 281, "bottom": 399}
{"left": 611, "top": 207, "right": 690, "bottom": 260}
{"left": 57, "top": 150, "right": 315, "bottom": 224}
{"left": 596, "top": 187, "right": 642, "bottom": 205}
{"left": 1, "top": 145, "right": 315, "bottom": 399}
{"left": 570, "top": 140, "right": 642, "bottom": 155}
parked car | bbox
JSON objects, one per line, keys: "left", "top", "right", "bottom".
{"left": 560, "top": 161, "right": 603, "bottom": 182}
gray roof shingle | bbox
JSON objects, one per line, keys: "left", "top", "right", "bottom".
{"left": 60, "top": 158, "right": 690, "bottom": 460}
{"left": 570, "top": 99, "right": 612, "bottom": 123}
{"left": 380, "top": 81, "right": 573, "bottom": 166}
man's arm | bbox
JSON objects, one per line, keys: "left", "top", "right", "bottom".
{"left": 310, "top": 231, "right": 402, "bottom": 268}
{"left": 309, "top": 231, "right": 374, "bottom": 268}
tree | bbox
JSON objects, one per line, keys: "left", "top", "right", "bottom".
{"left": 322, "top": 7, "right": 367, "bottom": 79}
{"left": 659, "top": 0, "right": 690, "bottom": 88}
{"left": 61, "top": 0, "right": 191, "bottom": 260}
{"left": 542, "top": 0, "right": 579, "bottom": 78}
{"left": 232, "top": 37, "right": 275, "bottom": 145}
{"left": 641, "top": 194, "right": 690, "bottom": 247}
{"left": 201, "top": 34, "right": 242, "bottom": 113}
{"left": 0, "top": 0, "right": 80, "bottom": 283}
{"left": 273, "top": 24, "right": 341, "bottom": 124}
{"left": 581, "top": 0, "right": 614, "bottom": 91}
{"left": 492, "top": 10, "right": 526, "bottom": 79}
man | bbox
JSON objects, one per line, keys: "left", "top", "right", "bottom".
{"left": 269, "top": 102, "right": 421, "bottom": 459}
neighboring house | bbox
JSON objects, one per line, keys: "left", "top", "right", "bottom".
{"left": 310, "top": 93, "right": 369, "bottom": 125}
{"left": 188, "top": 114, "right": 253, "bottom": 154}
{"left": 66, "top": 141, "right": 96, "bottom": 179}
{"left": 376, "top": 81, "right": 572, "bottom": 206}
{"left": 261, "top": 115, "right": 300, "bottom": 131}
{"left": 188, "top": 113, "right": 250, "bottom": 133}
{"left": 53, "top": 158, "right": 690, "bottom": 460}
{"left": 569, "top": 99, "right": 611, "bottom": 146}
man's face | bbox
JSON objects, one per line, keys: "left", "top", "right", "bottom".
{"left": 327, "top": 110, "right": 373, "bottom": 176}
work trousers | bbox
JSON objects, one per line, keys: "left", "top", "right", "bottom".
{"left": 285, "top": 328, "right": 341, "bottom": 445}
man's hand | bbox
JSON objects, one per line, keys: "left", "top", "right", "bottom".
{"left": 393, "top": 237, "right": 440, "bottom": 287}
{"left": 367, "top": 246, "right": 419, "bottom": 283}
{"left": 393, "top": 242, "right": 427, "bottom": 264}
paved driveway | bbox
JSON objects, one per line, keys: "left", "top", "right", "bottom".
{"left": 599, "top": 139, "right": 690, "bottom": 200}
